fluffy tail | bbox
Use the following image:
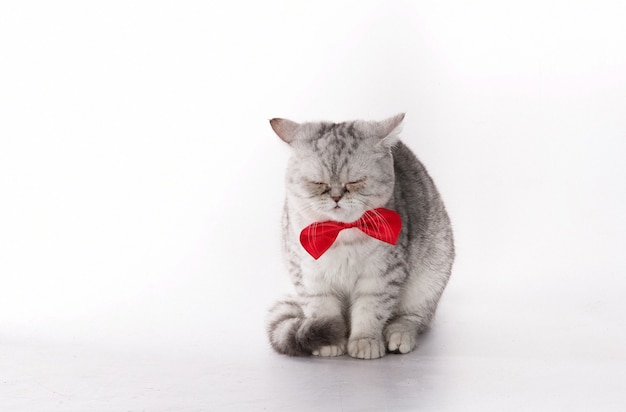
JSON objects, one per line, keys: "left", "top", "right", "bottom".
{"left": 267, "top": 298, "right": 309, "bottom": 356}
{"left": 267, "top": 298, "right": 346, "bottom": 356}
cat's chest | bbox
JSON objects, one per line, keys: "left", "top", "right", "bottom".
{"left": 301, "top": 229, "right": 388, "bottom": 286}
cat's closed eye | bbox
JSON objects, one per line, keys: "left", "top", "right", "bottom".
{"left": 307, "top": 181, "right": 330, "bottom": 194}
{"left": 308, "top": 181, "right": 329, "bottom": 187}
{"left": 345, "top": 178, "right": 367, "bottom": 191}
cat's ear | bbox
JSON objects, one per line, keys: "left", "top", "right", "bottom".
{"left": 269, "top": 118, "right": 300, "bottom": 144}
{"left": 376, "top": 113, "right": 405, "bottom": 146}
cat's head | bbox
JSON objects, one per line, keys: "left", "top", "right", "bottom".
{"left": 270, "top": 114, "right": 404, "bottom": 223}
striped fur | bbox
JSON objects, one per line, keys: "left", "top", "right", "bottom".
{"left": 267, "top": 114, "right": 455, "bottom": 359}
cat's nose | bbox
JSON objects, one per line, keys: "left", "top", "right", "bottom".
{"left": 331, "top": 195, "right": 342, "bottom": 203}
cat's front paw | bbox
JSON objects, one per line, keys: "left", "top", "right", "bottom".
{"left": 348, "top": 337, "right": 386, "bottom": 359}
{"left": 312, "top": 342, "right": 346, "bottom": 357}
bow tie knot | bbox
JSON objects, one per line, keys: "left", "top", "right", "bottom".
{"left": 299, "top": 208, "right": 402, "bottom": 259}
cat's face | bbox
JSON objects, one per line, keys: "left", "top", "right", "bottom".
{"left": 285, "top": 129, "right": 394, "bottom": 223}
{"left": 270, "top": 115, "right": 404, "bottom": 223}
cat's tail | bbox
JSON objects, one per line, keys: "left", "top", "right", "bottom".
{"left": 267, "top": 297, "right": 345, "bottom": 356}
{"left": 266, "top": 298, "right": 311, "bottom": 356}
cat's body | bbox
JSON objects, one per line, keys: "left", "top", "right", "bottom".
{"left": 267, "top": 114, "right": 454, "bottom": 359}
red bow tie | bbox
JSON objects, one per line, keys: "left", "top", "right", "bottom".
{"left": 299, "top": 208, "right": 402, "bottom": 259}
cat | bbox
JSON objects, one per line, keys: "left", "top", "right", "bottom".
{"left": 267, "top": 114, "right": 454, "bottom": 359}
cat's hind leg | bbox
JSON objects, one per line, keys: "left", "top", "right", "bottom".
{"left": 384, "top": 267, "right": 450, "bottom": 354}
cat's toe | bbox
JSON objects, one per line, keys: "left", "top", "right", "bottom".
{"left": 313, "top": 342, "right": 346, "bottom": 357}
{"left": 348, "top": 337, "right": 386, "bottom": 359}
{"left": 387, "top": 331, "right": 416, "bottom": 354}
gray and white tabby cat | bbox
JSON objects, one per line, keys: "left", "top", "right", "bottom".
{"left": 267, "top": 114, "right": 454, "bottom": 359}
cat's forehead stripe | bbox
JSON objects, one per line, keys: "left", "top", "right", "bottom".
{"left": 310, "top": 123, "right": 357, "bottom": 179}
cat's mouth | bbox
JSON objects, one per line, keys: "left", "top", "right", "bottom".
{"left": 324, "top": 205, "right": 367, "bottom": 223}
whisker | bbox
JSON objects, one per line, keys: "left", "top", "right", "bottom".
{"left": 369, "top": 207, "right": 393, "bottom": 241}
{"left": 357, "top": 204, "right": 393, "bottom": 243}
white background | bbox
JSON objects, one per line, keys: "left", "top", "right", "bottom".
{"left": 1, "top": 1, "right": 625, "bottom": 411}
